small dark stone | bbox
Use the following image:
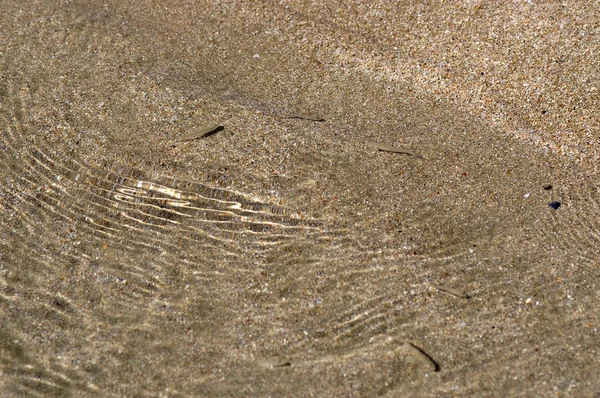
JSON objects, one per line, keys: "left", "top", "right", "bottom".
{"left": 544, "top": 185, "right": 553, "bottom": 190}
{"left": 549, "top": 201, "right": 561, "bottom": 210}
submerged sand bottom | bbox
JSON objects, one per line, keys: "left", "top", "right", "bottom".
{"left": 1, "top": 1, "right": 600, "bottom": 396}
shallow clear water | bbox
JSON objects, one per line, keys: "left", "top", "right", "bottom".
{"left": 2, "top": 2, "right": 600, "bottom": 396}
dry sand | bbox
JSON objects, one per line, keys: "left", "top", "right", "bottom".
{"left": 1, "top": 1, "right": 599, "bottom": 396}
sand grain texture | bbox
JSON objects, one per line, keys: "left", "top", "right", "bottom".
{"left": 1, "top": 1, "right": 599, "bottom": 396}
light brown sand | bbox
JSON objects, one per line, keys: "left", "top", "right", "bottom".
{"left": 1, "top": 1, "right": 599, "bottom": 396}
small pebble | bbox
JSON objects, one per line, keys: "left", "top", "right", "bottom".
{"left": 549, "top": 201, "right": 561, "bottom": 210}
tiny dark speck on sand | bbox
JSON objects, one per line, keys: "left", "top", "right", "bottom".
{"left": 549, "top": 201, "right": 561, "bottom": 210}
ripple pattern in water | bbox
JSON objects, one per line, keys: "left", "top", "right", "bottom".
{"left": 2, "top": 80, "right": 415, "bottom": 396}
{"left": 3, "top": 2, "right": 600, "bottom": 396}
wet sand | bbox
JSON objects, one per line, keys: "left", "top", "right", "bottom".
{"left": 1, "top": 1, "right": 599, "bottom": 396}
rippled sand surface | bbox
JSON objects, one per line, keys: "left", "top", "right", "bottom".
{"left": 1, "top": 1, "right": 600, "bottom": 396}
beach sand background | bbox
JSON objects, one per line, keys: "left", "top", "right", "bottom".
{"left": 1, "top": 1, "right": 599, "bottom": 396}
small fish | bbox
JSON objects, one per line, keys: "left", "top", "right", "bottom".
{"left": 368, "top": 141, "right": 423, "bottom": 158}
{"left": 277, "top": 113, "right": 325, "bottom": 122}
{"left": 258, "top": 360, "right": 293, "bottom": 369}
{"left": 431, "top": 284, "right": 471, "bottom": 299}
{"left": 403, "top": 342, "right": 440, "bottom": 372}
{"left": 181, "top": 124, "right": 224, "bottom": 141}
{"left": 272, "top": 362, "right": 292, "bottom": 368}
